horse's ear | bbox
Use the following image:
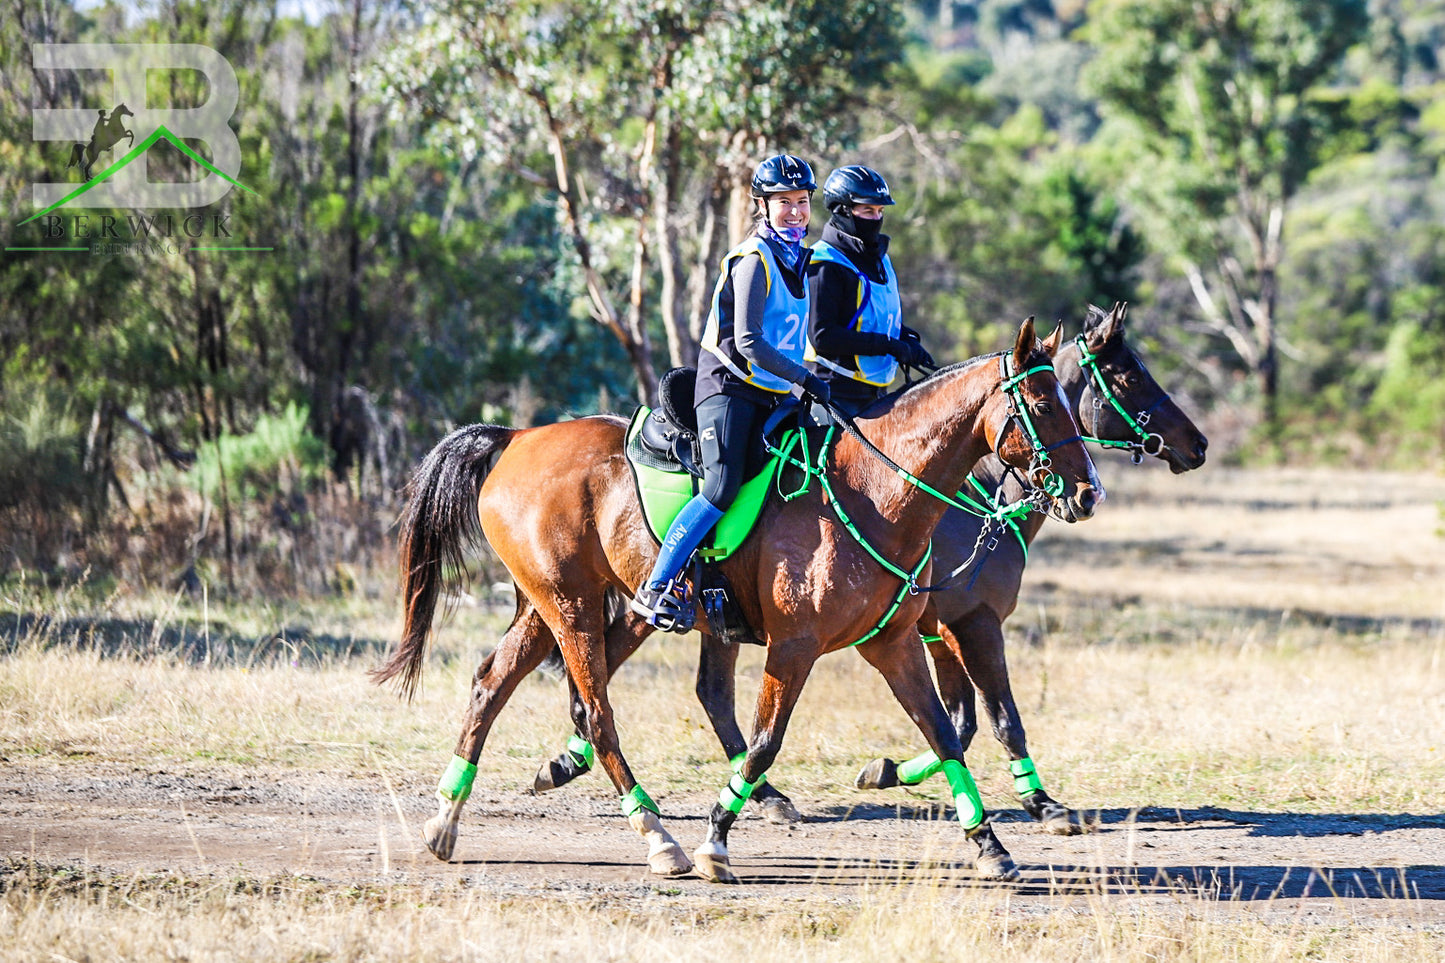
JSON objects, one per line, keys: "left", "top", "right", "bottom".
{"left": 1012, "top": 316, "right": 1037, "bottom": 368}
{"left": 1085, "top": 300, "right": 1126, "bottom": 349}
{"left": 1041, "top": 322, "right": 1064, "bottom": 357}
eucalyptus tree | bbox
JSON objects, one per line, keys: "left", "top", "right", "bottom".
{"left": 375, "top": 0, "right": 903, "bottom": 403}
{"left": 1084, "top": 0, "right": 1369, "bottom": 437}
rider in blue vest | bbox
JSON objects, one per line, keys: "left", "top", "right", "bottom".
{"left": 805, "top": 165, "right": 934, "bottom": 417}
{"left": 631, "top": 154, "right": 832, "bottom": 631}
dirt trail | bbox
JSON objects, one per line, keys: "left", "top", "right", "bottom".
{"left": 3, "top": 761, "right": 1441, "bottom": 924}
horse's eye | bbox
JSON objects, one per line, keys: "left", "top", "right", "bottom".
{"left": 1124, "top": 372, "right": 1142, "bottom": 388}
{"left": 1033, "top": 401, "right": 1053, "bottom": 416}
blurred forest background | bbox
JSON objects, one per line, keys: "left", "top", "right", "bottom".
{"left": 2, "top": 0, "right": 1443, "bottom": 598}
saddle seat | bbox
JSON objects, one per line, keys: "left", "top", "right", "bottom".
{"left": 624, "top": 366, "right": 802, "bottom": 563}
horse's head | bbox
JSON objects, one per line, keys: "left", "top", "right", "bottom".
{"left": 1073, "top": 302, "right": 1208, "bottom": 474}
{"left": 114, "top": 104, "right": 133, "bottom": 119}
{"left": 988, "top": 317, "right": 1102, "bottom": 522}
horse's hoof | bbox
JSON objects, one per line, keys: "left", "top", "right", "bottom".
{"left": 422, "top": 815, "right": 458, "bottom": 862}
{"left": 758, "top": 796, "right": 802, "bottom": 826}
{"left": 1024, "top": 792, "right": 1091, "bottom": 835}
{"left": 974, "top": 852, "right": 1018, "bottom": 881}
{"left": 532, "top": 752, "right": 588, "bottom": 794}
{"left": 855, "top": 757, "right": 900, "bottom": 790}
{"left": 1041, "top": 809, "right": 1087, "bottom": 836}
{"left": 693, "top": 842, "right": 739, "bottom": 884}
{"left": 648, "top": 842, "right": 694, "bottom": 877}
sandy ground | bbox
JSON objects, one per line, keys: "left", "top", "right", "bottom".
{"left": 2, "top": 759, "right": 1442, "bottom": 926}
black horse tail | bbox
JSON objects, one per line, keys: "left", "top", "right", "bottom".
{"left": 371, "top": 423, "right": 516, "bottom": 701}
{"left": 66, "top": 143, "right": 83, "bottom": 169}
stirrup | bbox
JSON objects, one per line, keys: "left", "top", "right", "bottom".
{"left": 630, "top": 579, "right": 695, "bottom": 634}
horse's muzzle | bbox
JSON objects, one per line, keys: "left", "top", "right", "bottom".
{"left": 1166, "top": 433, "right": 1209, "bottom": 474}
{"left": 1064, "top": 482, "right": 1101, "bottom": 522}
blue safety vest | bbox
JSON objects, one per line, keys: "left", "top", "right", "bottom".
{"left": 804, "top": 239, "right": 902, "bottom": 387}
{"left": 700, "top": 236, "right": 810, "bottom": 394}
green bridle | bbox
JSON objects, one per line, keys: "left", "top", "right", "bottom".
{"left": 1074, "top": 333, "right": 1169, "bottom": 464}
{"left": 765, "top": 352, "right": 1079, "bottom": 645}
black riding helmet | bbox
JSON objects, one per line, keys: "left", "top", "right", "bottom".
{"left": 822, "top": 165, "right": 896, "bottom": 212}
{"left": 750, "top": 154, "right": 817, "bottom": 196}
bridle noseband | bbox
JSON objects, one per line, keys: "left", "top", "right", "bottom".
{"left": 996, "top": 353, "right": 1080, "bottom": 499}
{"left": 1074, "top": 334, "right": 1169, "bottom": 464}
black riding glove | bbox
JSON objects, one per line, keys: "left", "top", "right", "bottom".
{"left": 900, "top": 328, "right": 936, "bottom": 368}
{"left": 889, "top": 339, "right": 935, "bottom": 369}
{"left": 800, "top": 373, "right": 831, "bottom": 407}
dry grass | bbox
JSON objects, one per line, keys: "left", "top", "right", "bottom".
{"left": 2, "top": 465, "right": 1443, "bottom": 960}
{"left": 2, "top": 860, "right": 1441, "bottom": 963}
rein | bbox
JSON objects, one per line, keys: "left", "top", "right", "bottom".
{"left": 764, "top": 353, "right": 1069, "bottom": 644}
{"left": 1074, "top": 334, "right": 1168, "bottom": 464}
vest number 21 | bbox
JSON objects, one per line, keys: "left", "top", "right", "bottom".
{"left": 778, "top": 313, "right": 803, "bottom": 352}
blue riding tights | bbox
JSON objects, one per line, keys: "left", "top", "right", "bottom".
{"left": 643, "top": 494, "right": 725, "bottom": 591}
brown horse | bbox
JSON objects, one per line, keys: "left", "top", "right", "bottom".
{"left": 534, "top": 303, "right": 1207, "bottom": 833}
{"left": 373, "top": 318, "right": 1100, "bottom": 883}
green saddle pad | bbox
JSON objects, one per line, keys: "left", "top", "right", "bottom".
{"left": 625, "top": 406, "right": 784, "bottom": 562}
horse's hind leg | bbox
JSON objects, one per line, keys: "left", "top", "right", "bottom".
{"left": 544, "top": 596, "right": 692, "bottom": 877}
{"left": 696, "top": 641, "right": 818, "bottom": 883}
{"left": 696, "top": 633, "right": 802, "bottom": 826}
{"left": 950, "top": 608, "right": 1088, "bottom": 835}
{"left": 423, "top": 601, "right": 554, "bottom": 861}
{"left": 855, "top": 628, "right": 1017, "bottom": 881}
{"left": 532, "top": 595, "right": 652, "bottom": 793}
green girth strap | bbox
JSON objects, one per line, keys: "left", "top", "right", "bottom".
{"left": 768, "top": 425, "right": 932, "bottom": 647}
{"left": 814, "top": 454, "right": 933, "bottom": 647}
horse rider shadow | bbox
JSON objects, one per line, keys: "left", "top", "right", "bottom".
{"left": 67, "top": 104, "right": 134, "bottom": 182}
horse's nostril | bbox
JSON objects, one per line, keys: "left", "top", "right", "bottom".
{"left": 1076, "top": 486, "right": 1098, "bottom": 516}
{"left": 1194, "top": 436, "right": 1209, "bottom": 460}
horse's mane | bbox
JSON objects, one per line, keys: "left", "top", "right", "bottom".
{"left": 858, "top": 348, "right": 1015, "bottom": 419}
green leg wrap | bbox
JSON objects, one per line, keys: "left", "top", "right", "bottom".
{"left": 1010, "top": 756, "right": 1044, "bottom": 796}
{"left": 897, "top": 750, "right": 943, "bottom": 785}
{"left": 437, "top": 754, "right": 478, "bottom": 804}
{"left": 620, "top": 785, "right": 659, "bottom": 817}
{"left": 729, "top": 752, "right": 768, "bottom": 786}
{"left": 940, "top": 759, "right": 985, "bottom": 830}
{"left": 717, "top": 771, "right": 767, "bottom": 814}
{"left": 567, "top": 734, "right": 595, "bottom": 768}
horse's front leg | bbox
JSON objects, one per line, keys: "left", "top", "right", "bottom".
{"left": 548, "top": 598, "right": 692, "bottom": 878}
{"left": 424, "top": 603, "right": 553, "bottom": 861}
{"left": 856, "top": 626, "right": 1018, "bottom": 881}
{"left": 855, "top": 629, "right": 980, "bottom": 790}
{"left": 951, "top": 608, "right": 1088, "bottom": 835}
{"left": 696, "top": 632, "right": 801, "bottom": 826}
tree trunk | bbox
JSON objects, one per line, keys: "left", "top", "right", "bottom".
{"left": 655, "top": 118, "right": 695, "bottom": 368}
{"left": 538, "top": 100, "right": 658, "bottom": 402}
{"left": 687, "top": 172, "right": 732, "bottom": 352}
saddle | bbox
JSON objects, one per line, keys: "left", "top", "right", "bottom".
{"left": 631, "top": 366, "right": 705, "bottom": 477}
{"left": 624, "top": 366, "right": 813, "bottom": 645}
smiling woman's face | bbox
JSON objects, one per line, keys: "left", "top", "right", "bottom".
{"left": 764, "top": 190, "right": 811, "bottom": 232}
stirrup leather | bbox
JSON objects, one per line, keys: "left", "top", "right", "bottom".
{"left": 630, "top": 578, "right": 695, "bottom": 633}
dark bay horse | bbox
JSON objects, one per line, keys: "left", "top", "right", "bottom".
{"left": 373, "top": 318, "right": 1101, "bottom": 883}
{"left": 533, "top": 303, "right": 1207, "bottom": 833}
